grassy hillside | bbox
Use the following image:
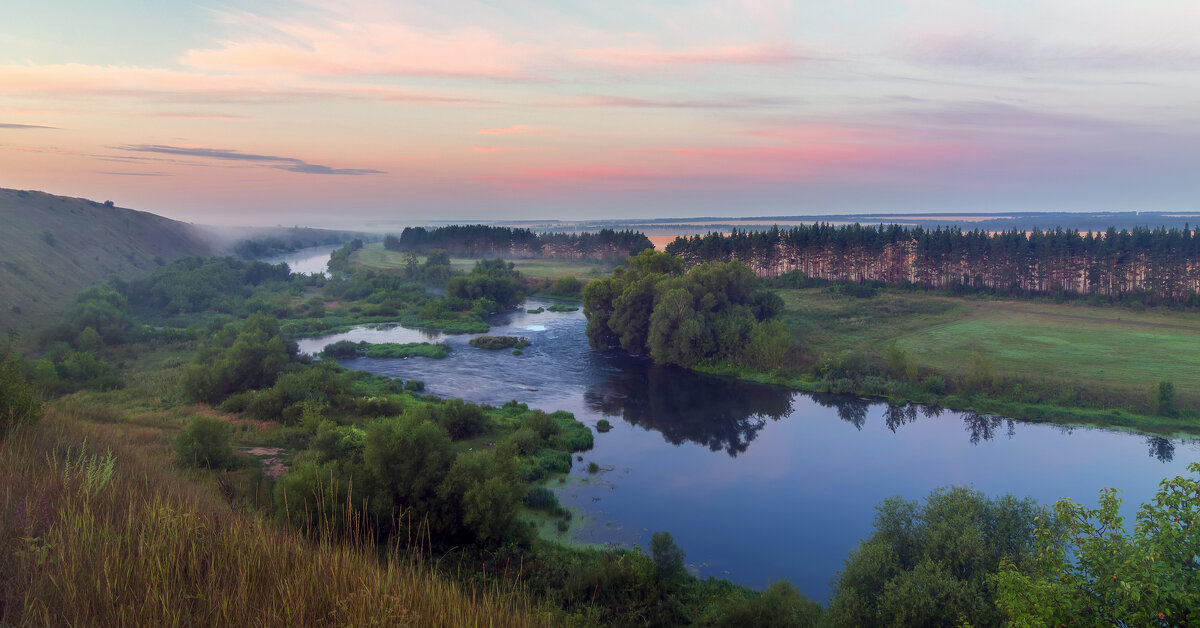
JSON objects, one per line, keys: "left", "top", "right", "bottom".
{"left": 0, "top": 403, "right": 539, "bottom": 626}
{"left": 0, "top": 188, "right": 214, "bottom": 341}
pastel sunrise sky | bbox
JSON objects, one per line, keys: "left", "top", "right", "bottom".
{"left": 2, "top": 1, "right": 1199, "bottom": 226}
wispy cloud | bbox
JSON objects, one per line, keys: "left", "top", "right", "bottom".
{"left": 905, "top": 32, "right": 1200, "bottom": 72}
{"left": 182, "top": 16, "right": 539, "bottom": 80}
{"left": 574, "top": 43, "right": 822, "bottom": 68}
{"left": 97, "top": 171, "right": 170, "bottom": 177}
{"left": 115, "top": 144, "right": 385, "bottom": 175}
{"left": 0, "top": 122, "right": 58, "bottom": 129}
{"left": 565, "top": 94, "right": 795, "bottom": 109}
{"left": 477, "top": 125, "right": 543, "bottom": 135}
{"left": 0, "top": 63, "right": 490, "bottom": 107}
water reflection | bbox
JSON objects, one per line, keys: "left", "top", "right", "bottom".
{"left": 1147, "top": 436, "right": 1175, "bottom": 462}
{"left": 584, "top": 360, "right": 793, "bottom": 456}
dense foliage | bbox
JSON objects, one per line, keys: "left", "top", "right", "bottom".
{"left": 1, "top": 334, "right": 42, "bottom": 438}
{"left": 392, "top": 225, "right": 652, "bottom": 261}
{"left": 469, "top": 336, "right": 530, "bottom": 351}
{"left": 827, "top": 487, "right": 1040, "bottom": 627}
{"left": 669, "top": 224, "right": 1200, "bottom": 304}
{"left": 583, "top": 249, "right": 790, "bottom": 368}
{"left": 993, "top": 463, "right": 1200, "bottom": 625}
{"left": 321, "top": 340, "right": 450, "bottom": 359}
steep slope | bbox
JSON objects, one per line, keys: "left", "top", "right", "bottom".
{"left": 0, "top": 188, "right": 215, "bottom": 339}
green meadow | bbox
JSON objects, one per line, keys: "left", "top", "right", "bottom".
{"left": 353, "top": 242, "right": 612, "bottom": 282}
{"left": 780, "top": 288, "right": 1200, "bottom": 412}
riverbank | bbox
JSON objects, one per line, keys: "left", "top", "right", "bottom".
{"left": 696, "top": 363, "right": 1200, "bottom": 438}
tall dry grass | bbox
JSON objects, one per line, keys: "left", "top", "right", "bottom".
{"left": 0, "top": 407, "right": 541, "bottom": 627}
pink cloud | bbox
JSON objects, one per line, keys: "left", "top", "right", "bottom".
{"left": 182, "top": 20, "right": 539, "bottom": 80}
{"left": 0, "top": 63, "right": 489, "bottom": 106}
{"left": 477, "top": 125, "right": 542, "bottom": 135}
{"left": 573, "top": 43, "right": 819, "bottom": 68}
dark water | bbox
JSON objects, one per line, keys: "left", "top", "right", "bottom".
{"left": 298, "top": 300, "right": 1200, "bottom": 601}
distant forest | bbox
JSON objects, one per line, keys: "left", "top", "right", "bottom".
{"left": 388, "top": 225, "right": 652, "bottom": 261}
{"left": 667, "top": 225, "right": 1200, "bottom": 304}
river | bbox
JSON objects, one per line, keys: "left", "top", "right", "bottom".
{"left": 296, "top": 298, "right": 1200, "bottom": 602}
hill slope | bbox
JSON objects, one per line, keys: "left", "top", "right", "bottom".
{"left": 0, "top": 188, "right": 215, "bottom": 339}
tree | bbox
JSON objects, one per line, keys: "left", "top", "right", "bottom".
{"left": 175, "top": 416, "right": 239, "bottom": 469}
{"left": 1156, "top": 379, "right": 1177, "bottom": 417}
{"left": 363, "top": 413, "right": 455, "bottom": 523}
{"left": 993, "top": 463, "right": 1200, "bottom": 626}
{"left": 650, "top": 530, "right": 687, "bottom": 588}
{"left": 828, "top": 487, "right": 1040, "bottom": 627}
{"left": 746, "top": 319, "right": 791, "bottom": 371}
{"left": 647, "top": 288, "right": 705, "bottom": 367}
{"left": 438, "top": 450, "right": 523, "bottom": 542}
{"left": 1, "top": 335, "right": 43, "bottom": 438}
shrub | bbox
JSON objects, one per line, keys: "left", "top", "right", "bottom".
{"left": 919, "top": 375, "right": 947, "bottom": 395}
{"left": 469, "top": 336, "right": 530, "bottom": 350}
{"left": 175, "top": 416, "right": 239, "bottom": 469}
{"left": 1156, "top": 380, "right": 1177, "bottom": 416}
{"left": 587, "top": 461, "right": 600, "bottom": 474}
{"left": 524, "top": 486, "right": 560, "bottom": 510}
{"left": 1, "top": 336, "right": 43, "bottom": 438}
{"left": 596, "top": 419, "right": 612, "bottom": 432}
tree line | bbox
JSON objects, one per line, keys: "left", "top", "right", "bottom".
{"left": 388, "top": 225, "right": 653, "bottom": 261}
{"left": 667, "top": 224, "right": 1200, "bottom": 303}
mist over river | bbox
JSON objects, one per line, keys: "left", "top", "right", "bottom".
{"left": 296, "top": 299, "right": 1199, "bottom": 601}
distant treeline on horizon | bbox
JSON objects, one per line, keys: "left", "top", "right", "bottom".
{"left": 667, "top": 224, "right": 1200, "bottom": 304}
{"left": 385, "top": 224, "right": 652, "bottom": 261}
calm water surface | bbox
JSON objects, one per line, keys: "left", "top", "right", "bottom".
{"left": 264, "top": 244, "right": 342, "bottom": 276}
{"left": 298, "top": 300, "right": 1200, "bottom": 602}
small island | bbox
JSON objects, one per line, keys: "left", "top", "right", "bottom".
{"left": 321, "top": 340, "right": 451, "bottom": 359}
{"left": 469, "top": 335, "right": 531, "bottom": 350}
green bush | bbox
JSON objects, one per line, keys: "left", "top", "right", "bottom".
{"left": 1, "top": 336, "right": 43, "bottom": 438}
{"left": 524, "top": 486, "right": 560, "bottom": 510}
{"left": 469, "top": 336, "right": 530, "bottom": 350}
{"left": 175, "top": 416, "right": 239, "bottom": 469}
{"left": 919, "top": 375, "right": 947, "bottom": 395}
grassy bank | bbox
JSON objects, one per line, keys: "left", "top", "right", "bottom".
{"left": 352, "top": 243, "right": 612, "bottom": 282}
{"left": 0, "top": 408, "right": 538, "bottom": 627}
{"left": 710, "top": 286, "right": 1200, "bottom": 434}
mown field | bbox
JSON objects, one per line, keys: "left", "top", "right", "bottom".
{"left": 352, "top": 243, "right": 613, "bottom": 282}
{"left": 780, "top": 288, "right": 1200, "bottom": 410}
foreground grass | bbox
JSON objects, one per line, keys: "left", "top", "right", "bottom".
{"left": 0, "top": 409, "right": 539, "bottom": 627}
{"left": 781, "top": 287, "right": 1200, "bottom": 412}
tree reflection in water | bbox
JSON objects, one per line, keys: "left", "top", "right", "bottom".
{"left": 584, "top": 360, "right": 793, "bottom": 456}
{"left": 1146, "top": 436, "right": 1175, "bottom": 462}
{"left": 586, "top": 356, "right": 1188, "bottom": 462}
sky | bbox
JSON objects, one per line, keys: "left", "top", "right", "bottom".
{"left": 2, "top": 1, "right": 1199, "bottom": 226}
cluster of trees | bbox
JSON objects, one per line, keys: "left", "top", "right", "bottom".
{"left": 389, "top": 225, "right": 652, "bottom": 261}
{"left": 823, "top": 466, "right": 1200, "bottom": 627}
{"left": 446, "top": 258, "right": 525, "bottom": 310}
{"left": 120, "top": 257, "right": 295, "bottom": 316}
{"left": 582, "top": 250, "right": 790, "bottom": 369}
{"left": 667, "top": 224, "right": 1200, "bottom": 303}
{"left": 327, "top": 238, "right": 364, "bottom": 274}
